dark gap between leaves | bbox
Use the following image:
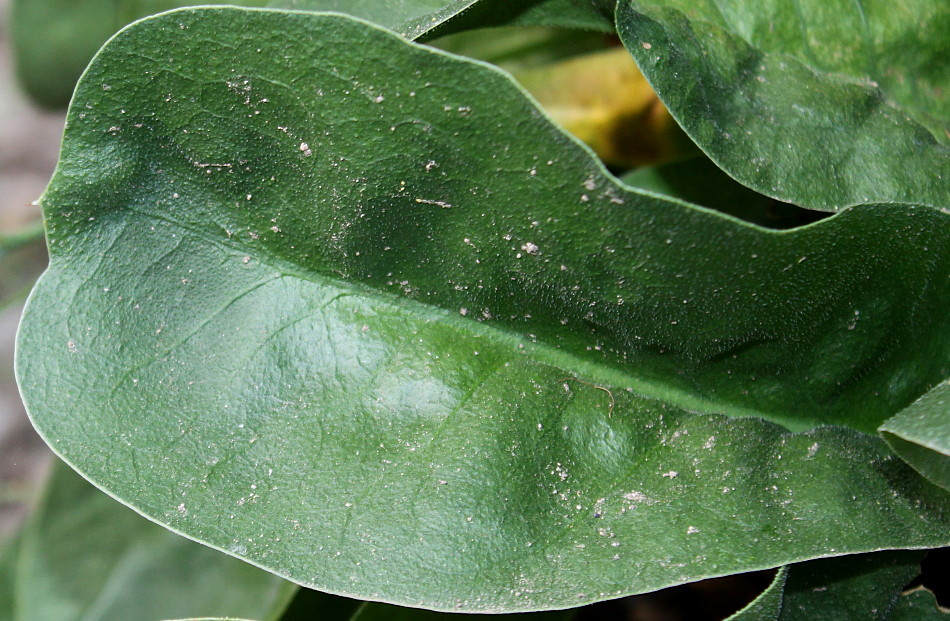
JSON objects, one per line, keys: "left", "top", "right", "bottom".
{"left": 904, "top": 546, "right": 950, "bottom": 607}
{"left": 573, "top": 569, "right": 778, "bottom": 621}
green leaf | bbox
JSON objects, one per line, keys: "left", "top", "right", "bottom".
{"left": 7, "top": 460, "right": 296, "bottom": 621}
{"left": 615, "top": 0, "right": 950, "bottom": 211}
{"left": 890, "top": 589, "right": 948, "bottom": 620}
{"left": 16, "top": 6, "right": 950, "bottom": 613}
{"left": 725, "top": 568, "right": 787, "bottom": 621}
{"left": 729, "top": 551, "right": 948, "bottom": 620}
{"left": 777, "top": 551, "right": 937, "bottom": 620}
{"left": 10, "top": 0, "right": 489, "bottom": 108}
{"left": 880, "top": 381, "right": 950, "bottom": 492}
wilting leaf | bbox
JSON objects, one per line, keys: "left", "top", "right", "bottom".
{"left": 6, "top": 461, "right": 295, "bottom": 621}
{"left": 16, "top": 7, "right": 950, "bottom": 613}
{"left": 615, "top": 0, "right": 950, "bottom": 211}
{"left": 880, "top": 381, "right": 950, "bottom": 492}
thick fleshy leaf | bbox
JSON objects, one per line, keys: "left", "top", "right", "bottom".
{"left": 7, "top": 460, "right": 295, "bottom": 621}
{"left": 615, "top": 0, "right": 950, "bottom": 211}
{"left": 16, "top": 6, "right": 950, "bottom": 613}
{"left": 880, "top": 381, "right": 950, "bottom": 492}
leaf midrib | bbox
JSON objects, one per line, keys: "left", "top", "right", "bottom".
{"left": 53, "top": 204, "right": 802, "bottom": 431}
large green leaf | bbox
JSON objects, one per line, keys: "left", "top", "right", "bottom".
{"left": 880, "top": 381, "right": 950, "bottom": 492}
{"left": 615, "top": 0, "right": 950, "bottom": 211}
{"left": 16, "top": 6, "right": 950, "bottom": 613}
{"left": 5, "top": 460, "right": 295, "bottom": 621}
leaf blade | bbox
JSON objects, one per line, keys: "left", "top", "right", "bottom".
{"left": 880, "top": 381, "right": 950, "bottom": 492}
{"left": 615, "top": 0, "right": 950, "bottom": 210}
{"left": 16, "top": 6, "right": 950, "bottom": 613}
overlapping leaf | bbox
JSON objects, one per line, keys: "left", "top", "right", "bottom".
{"left": 726, "top": 568, "right": 786, "bottom": 621}
{"left": 4, "top": 460, "right": 295, "bottom": 621}
{"left": 729, "top": 551, "right": 948, "bottom": 620}
{"left": 616, "top": 0, "right": 950, "bottom": 211}
{"left": 776, "top": 551, "right": 944, "bottom": 620}
{"left": 15, "top": 6, "right": 950, "bottom": 613}
{"left": 880, "top": 381, "right": 950, "bottom": 492}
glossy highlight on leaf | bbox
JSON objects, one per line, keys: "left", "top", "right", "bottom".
{"left": 616, "top": 0, "right": 950, "bottom": 211}
{"left": 15, "top": 6, "right": 950, "bottom": 613}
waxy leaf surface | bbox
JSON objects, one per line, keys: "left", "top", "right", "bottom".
{"left": 616, "top": 0, "right": 950, "bottom": 211}
{"left": 4, "top": 460, "right": 295, "bottom": 621}
{"left": 16, "top": 7, "right": 950, "bottom": 613}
